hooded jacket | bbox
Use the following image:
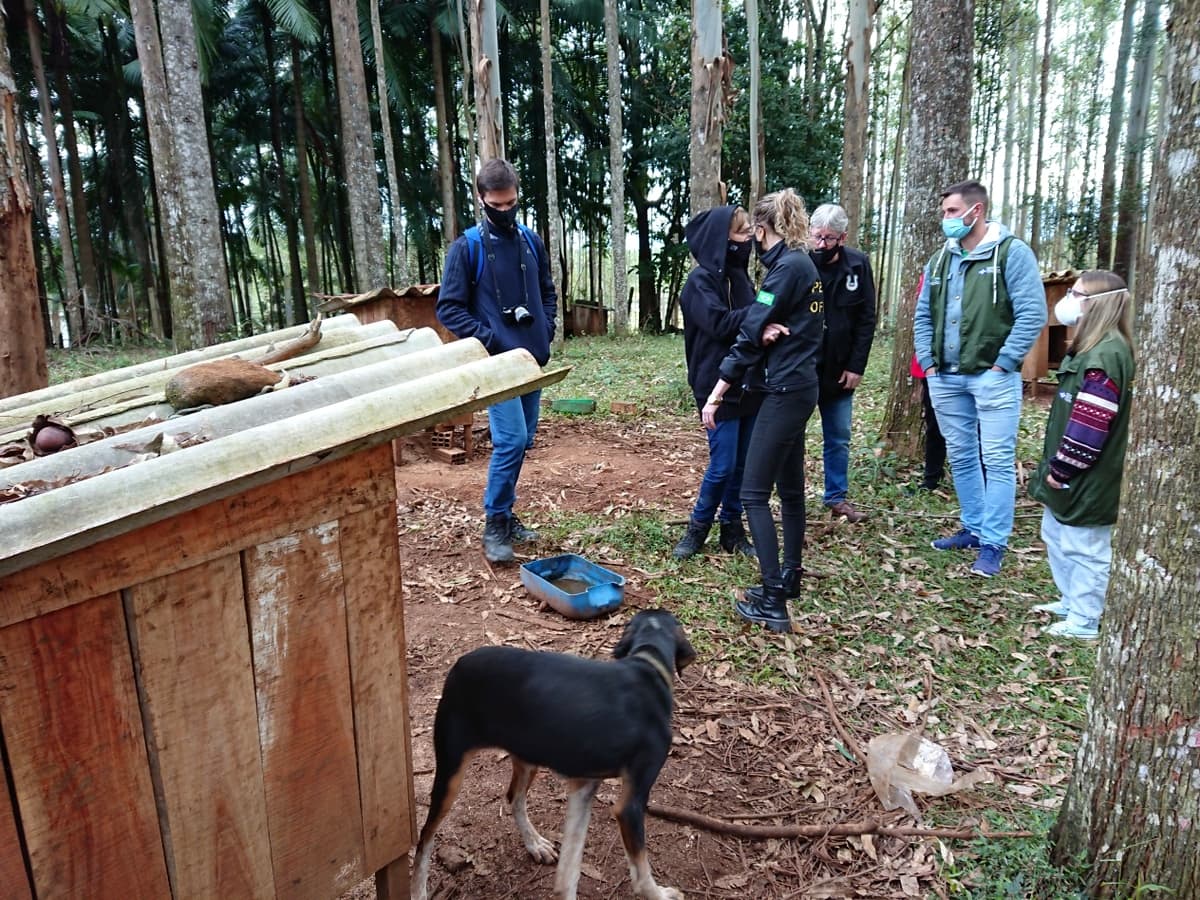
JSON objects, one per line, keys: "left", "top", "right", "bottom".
{"left": 718, "top": 241, "right": 824, "bottom": 392}
{"left": 680, "top": 206, "right": 762, "bottom": 422}
{"left": 437, "top": 220, "right": 558, "bottom": 366}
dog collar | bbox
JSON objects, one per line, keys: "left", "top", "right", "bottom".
{"left": 632, "top": 651, "right": 674, "bottom": 694}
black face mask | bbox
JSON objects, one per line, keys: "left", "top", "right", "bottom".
{"left": 483, "top": 202, "right": 519, "bottom": 233}
{"left": 727, "top": 240, "right": 752, "bottom": 268}
{"left": 811, "top": 246, "right": 839, "bottom": 266}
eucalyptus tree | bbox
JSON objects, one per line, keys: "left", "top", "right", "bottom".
{"left": 471, "top": 0, "right": 504, "bottom": 162}
{"left": 329, "top": 0, "right": 386, "bottom": 291}
{"left": 840, "top": 0, "right": 876, "bottom": 245}
{"left": 129, "top": 0, "right": 232, "bottom": 348}
{"left": 539, "top": 0, "right": 564, "bottom": 341}
{"left": 879, "top": 0, "right": 972, "bottom": 460}
{"left": 1050, "top": 5, "right": 1200, "bottom": 890}
{"left": 23, "top": 0, "right": 85, "bottom": 343}
{"left": 605, "top": 0, "right": 627, "bottom": 332}
{"left": 369, "top": 0, "right": 409, "bottom": 287}
{"left": 0, "top": 8, "right": 47, "bottom": 395}
{"left": 1097, "top": 0, "right": 1137, "bottom": 269}
{"left": 1112, "top": 0, "right": 1163, "bottom": 286}
{"left": 689, "top": 0, "right": 726, "bottom": 214}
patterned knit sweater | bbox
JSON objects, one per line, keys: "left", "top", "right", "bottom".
{"left": 1048, "top": 369, "right": 1121, "bottom": 484}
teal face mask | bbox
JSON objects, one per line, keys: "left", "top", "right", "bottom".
{"left": 941, "top": 204, "right": 980, "bottom": 240}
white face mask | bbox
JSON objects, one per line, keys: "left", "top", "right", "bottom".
{"left": 1054, "top": 293, "right": 1083, "bottom": 327}
{"left": 1055, "top": 287, "right": 1126, "bottom": 327}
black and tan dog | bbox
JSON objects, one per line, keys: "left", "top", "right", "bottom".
{"left": 411, "top": 608, "right": 696, "bottom": 900}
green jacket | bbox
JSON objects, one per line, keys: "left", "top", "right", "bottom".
{"left": 926, "top": 237, "right": 1014, "bottom": 374}
{"left": 1029, "top": 334, "right": 1135, "bottom": 526}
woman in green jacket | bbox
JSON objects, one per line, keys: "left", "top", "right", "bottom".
{"left": 1029, "top": 270, "right": 1135, "bottom": 640}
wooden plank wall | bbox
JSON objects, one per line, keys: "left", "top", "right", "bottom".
{"left": 0, "top": 444, "right": 414, "bottom": 899}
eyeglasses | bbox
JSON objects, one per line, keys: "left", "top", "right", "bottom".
{"left": 1065, "top": 288, "right": 1089, "bottom": 300}
{"left": 810, "top": 234, "right": 843, "bottom": 246}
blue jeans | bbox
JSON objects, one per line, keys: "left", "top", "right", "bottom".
{"left": 691, "top": 414, "right": 756, "bottom": 525}
{"left": 483, "top": 390, "right": 541, "bottom": 517}
{"left": 927, "top": 370, "right": 1022, "bottom": 548}
{"left": 818, "top": 390, "right": 854, "bottom": 505}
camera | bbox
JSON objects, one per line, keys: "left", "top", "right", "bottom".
{"left": 503, "top": 305, "right": 534, "bottom": 326}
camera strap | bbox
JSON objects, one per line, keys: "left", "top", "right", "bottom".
{"left": 479, "top": 220, "right": 533, "bottom": 316}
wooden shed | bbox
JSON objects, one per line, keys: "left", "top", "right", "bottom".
{"left": 1021, "top": 270, "right": 1079, "bottom": 383}
{"left": 0, "top": 333, "right": 567, "bottom": 899}
{"left": 317, "top": 286, "right": 454, "bottom": 344}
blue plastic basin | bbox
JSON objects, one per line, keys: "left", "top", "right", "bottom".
{"left": 520, "top": 554, "right": 625, "bottom": 620}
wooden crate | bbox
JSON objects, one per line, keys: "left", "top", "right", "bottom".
{"left": 0, "top": 444, "right": 415, "bottom": 900}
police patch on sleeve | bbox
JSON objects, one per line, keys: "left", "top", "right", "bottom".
{"left": 755, "top": 290, "right": 775, "bottom": 306}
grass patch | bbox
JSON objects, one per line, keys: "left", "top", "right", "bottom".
{"left": 46, "top": 343, "right": 171, "bottom": 385}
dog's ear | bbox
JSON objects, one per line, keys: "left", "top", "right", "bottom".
{"left": 613, "top": 625, "right": 635, "bottom": 659}
{"left": 673, "top": 626, "right": 697, "bottom": 674}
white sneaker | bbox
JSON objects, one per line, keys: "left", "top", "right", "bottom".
{"left": 1032, "top": 600, "right": 1069, "bottom": 617}
{"left": 1043, "top": 619, "right": 1099, "bottom": 641}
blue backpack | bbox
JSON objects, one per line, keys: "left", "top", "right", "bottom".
{"left": 463, "top": 224, "right": 542, "bottom": 284}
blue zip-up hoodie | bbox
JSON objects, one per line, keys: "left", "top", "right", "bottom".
{"left": 437, "top": 221, "right": 558, "bottom": 365}
{"left": 914, "top": 222, "right": 1045, "bottom": 374}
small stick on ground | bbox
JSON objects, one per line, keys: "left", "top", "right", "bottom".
{"left": 814, "top": 670, "right": 866, "bottom": 764}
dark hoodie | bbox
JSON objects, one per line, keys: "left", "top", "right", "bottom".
{"left": 680, "top": 206, "right": 762, "bottom": 422}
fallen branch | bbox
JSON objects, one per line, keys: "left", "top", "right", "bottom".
{"left": 254, "top": 315, "right": 323, "bottom": 365}
{"left": 814, "top": 670, "right": 866, "bottom": 764}
{"left": 646, "top": 804, "right": 1033, "bottom": 841}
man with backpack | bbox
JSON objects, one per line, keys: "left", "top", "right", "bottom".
{"left": 437, "top": 158, "right": 559, "bottom": 563}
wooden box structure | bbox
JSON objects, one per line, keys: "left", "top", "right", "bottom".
{"left": 318, "top": 286, "right": 454, "bottom": 345}
{"left": 568, "top": 303, "right": 609, "bottom": 337}
{"left": 1020, "top": 270, "right": 1079, "bottom": 383}
{"left": 0, "top": 334, "right": 567, "bottom": 899}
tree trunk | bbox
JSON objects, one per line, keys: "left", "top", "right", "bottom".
{"left": 471, "top": 0, "right": 504, "bottom": 163}
{"left": 539, "top": 0, "right": 565, "bottom": 345}
{"left": 23, "top": 0, "right": 82, "bottom": 345}
{"left": 1029, "top": 0, "right": 1055, "bottom": 255}
{"left": 689, "top": 0, "right": 727, "bottom": 215}
{"left": 1097, "top": 0, "right": 1137, "bottom": 268}
{"left": 605, "top": 0, "right": 628, "bottom": 333}
{"left": 0, "top": 10, "right": 48, "bottom": 398}
{"left": 291, "top": 39, "right": 321, "bottom": 298}
{"left": 456, "top": 0, "right": 478, "bottom": 194}
{"left": 1112, "top": 0, "right": 1163, "bottom": 287}
{"left": 129, "top": 0, "right": 232, "bottom": 349}
{"left": 261, "top": 12, "right": 306, "bottom": 325}
{"left": 329, "top": 0, "right": 387, "bottom": 291}
{"left": 431, "top": 23, "right": 459, "bottom": 243}
{"left": 840, "top": 0, "right": 875, "bottom": 244}
{"left": 878, "top": 0, "right": 972, "bottom": 460}
{"left": 369, "top": 0, "right": 409, "bottom": 287}
{"left": 746, "top": 0, "right": 763, "bottom": 206}
{"left": 1050, "top": 9, "right": 1200, "bottom": 893}
{"left": 1001, "top": 38, "right": 1019, "bottom": 226}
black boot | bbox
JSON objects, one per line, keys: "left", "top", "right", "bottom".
{"left": 483, "top": 514, "right": 514, "bottom": 563}
{"left": 742, "top": 566, "right": 803, "bottom": 605}
{"left": 718, "top": 520, "right": 756, "bottom": 558}
{"left": 735, "top": 579, "right": 793, "bottom": 633}
{"left": 508, "top": 514, "right": 539, "bottom": 544}
{"left": 672, "top": 519, "right": 711, "bottom": 560}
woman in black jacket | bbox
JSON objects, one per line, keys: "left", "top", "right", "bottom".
{"left": 702, "top": 189, "right": 823, "bottom": 633}
{"left": 672, "top": 204, "right": 761, "bottom": 559}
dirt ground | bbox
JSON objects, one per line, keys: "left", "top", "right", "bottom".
{"left": 381, "top": 412, "right": 968, "bottom": 900}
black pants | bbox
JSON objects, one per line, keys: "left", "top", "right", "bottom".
{"left": 740, "top": 387, "right": 818, "bottom": 585}
{"left": 921, "top": 379, "right": 946, "bottom": 488}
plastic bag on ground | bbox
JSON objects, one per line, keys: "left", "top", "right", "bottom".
{"left": 866, "top": 731, "right": 991, "bottom": 822}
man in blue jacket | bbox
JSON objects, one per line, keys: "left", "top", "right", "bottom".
{"left": 437, "top": 159, "right": 558, "bottom": 563}
{"left": 914, "top": 180, "right": 1046, "bottom": 577}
